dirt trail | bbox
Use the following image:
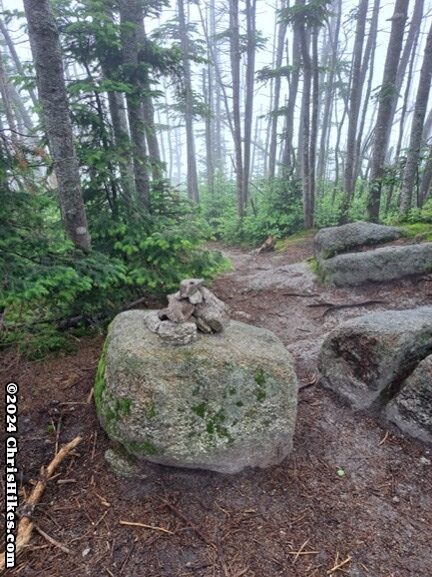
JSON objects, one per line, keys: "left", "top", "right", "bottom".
{"left": 2, "top": 238, "right": 432, "bottom": 577}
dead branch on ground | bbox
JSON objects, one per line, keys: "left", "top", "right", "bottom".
{"left": 0, "top": 436, "right": 82, "bottom": 571}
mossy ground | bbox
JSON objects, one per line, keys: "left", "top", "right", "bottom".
{"left": 275, "top": 229, "right": 316, "bottom": 251}
{"left": 400, "top": 223, "right": 432, "bottom": 241}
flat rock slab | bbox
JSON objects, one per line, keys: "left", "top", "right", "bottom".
{"left": 386, "top": 355, "right": 432, "bottom": 444}
{"left": 244, "top": 262, "right": 317, "bottom": 292}
{"left": 318, "top": 243, "right": 432, "bottom": 287}
{"left": 95, "top": 310, "right": 298, "bottom": 474}
{"left": 314, "top": 221, "right": 403, "bottom": 260}
{"left": 318, "top": 307, "right": 432, "bottom": 409}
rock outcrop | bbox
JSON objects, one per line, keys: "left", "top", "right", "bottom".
{"left": 386, "top": 355, "right": 432, "bottom": 444}
{"left": 318, "top": 243, "right": 432, "bottom": 287}
{"left": 314, "top": 221, "right": 403, "bottom": 259}
{"left": 95, "top": 310, "right": 298, "bottom": 474}
{"left": 318, "top": 307, "right": 432, "bottom": 409}
{"left": 313, "top": 221, "right": 432, "bottom": 287}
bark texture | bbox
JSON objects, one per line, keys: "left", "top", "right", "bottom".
{"left": 23, "top": 0, "right": 91, "bottom": 251}
{"left": 340, "top": 0, "right": 368, "bottom": 223}
{"left": 119, "top": 0, "right": 150, "bottom": 208}
{"left": 366, "top": 0, "right": 409, "bottom": 221}
{"left": 399, "top": 21, "right": 432, "bottom": 214}
{"left": 178, "top": 0, "right": 199, "bottom": 203}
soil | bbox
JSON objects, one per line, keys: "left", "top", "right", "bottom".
{"left": 1, "top": 236, "right": 432, "bottom": 577}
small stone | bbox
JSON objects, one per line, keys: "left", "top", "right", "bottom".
{"left": 144, "top": 310, "right": 162, "bottom": 333}
{"left": 235, "top": 311, "right": 252, "bottom": 322}
{"left": 157, "top": 320, "right": 197, "bottom": 345}
{"left": 419, "top": 456, "right": 431, "bottom": 466}
{"left": 82, "top": 546, "right": 91, "bottom": 557}
{"left": 392, "top": 496, "right": 400, "bottom": 504}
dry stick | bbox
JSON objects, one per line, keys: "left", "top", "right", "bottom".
{"left": 290, "top": 538, "right": 312, "bottom": 563}
{"left": 308, "top": 299, "right": 386, "bottom": 308}
{"left": 34, "top": 524, "right": 72, "bottom": 555}
{"left": 54, "top": 414, "right": 63, "bottom": 456}
{"left": 159, "top": 497, "right": 214, "bottom": 547}
{"left": 119, "top": 541, "right": 136, "bottom": 576}
{"left": 283, "top": 292, "right": 320, "bottom": 297}
{"left": 327, "top": 555, "right": 352, "bottom": 574}
{"left": 379, "top": 431, "right": 389, "bottom": 446}
{"left": 119, "top": 520, "right": 174, "bottom": 535}
{"left": 0, "top": 435, "right": 82, "bottom": 571}
{"left": 321, "top": 300, "right": 386, "bottom": 317}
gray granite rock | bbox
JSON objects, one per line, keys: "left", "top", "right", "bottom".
{"left": 318, "top": 307, "right": 432, "bottom": 409}
{"left": 386, "top": 355, "right": 432, "bottom": 444}
{"left": 95, "top": 310, "right": 298, "bottom": 474}
{"left": 314, "top": 221, "right": 403, "bottom": 260}
{"left": 318, "top": 243, "right": 432, "bottom": 287}
{"left": 157, "top": 319, "right": 198, "bottom": 345}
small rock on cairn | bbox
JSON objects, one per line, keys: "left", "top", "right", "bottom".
{"left": 145, "top": 278, "right": 230, "bottom": 345}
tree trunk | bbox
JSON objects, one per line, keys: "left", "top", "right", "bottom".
{"left": 353, "top": 0, "right": 380, "bottom": 184}
{"left": 23, "top": 0, "right": 91, "bottom": 251}
{"left": 299, "top": 22, "right": 312, "bottom": 228}
{"left": 142, "top": 76, "right": 163, "bottom": 184}
{"left": 268, "top": 0, "right": 288, "bottom": 180}
{"left": 178, "top": 0, "right": 199, "bottom": 202}
{"left": 385, "top": 15, "right": 421, "bottom": 213}
{"left": 385, "top": 0, "right": 424, "bottom": 154}
{"left": 309, "top": 24, "right": 319, "bottom": 222}
{"left": 317, "top": 0, "right": 341, "bottom": 182}
{"left": 420, "top": 145, "right": 432, "bottom": 204}
{"left": 119, "top": 0, "right": 150, "bottom": 208}
{"left": 202, "top": 68, "right": 214, "bottom": 195}
{"left": 399, "top": 21, "right": 432, "bottom": 214}
{"left": 230, "top": 0, "right": 243, "bottom": 217}
{"left": 107, "top": 90, "right": 135, "bottom": 198}
{"left": 340, "top": 0, "right": 368, "bottom": 223}
{"left": 242, "top": 0, "right": 256, "bottom": 209}
{"left": 0, "top": 49, "right": 18, "bottom": 142}
{"left": 366, "top": 0, "right": 409, "bottom": 222}
{"left": 281, "top": 0, "right": 301, "bottom": 176}
{"left": 0, "top": 17, "right": 38, "bottom": 108}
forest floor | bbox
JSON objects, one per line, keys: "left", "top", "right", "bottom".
{"left": 2, "top": 235, "right": 432, "bottom": 577}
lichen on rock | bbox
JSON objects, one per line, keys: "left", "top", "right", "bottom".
{"left": 94, "top": 309, "right": 298, "bottom": 474}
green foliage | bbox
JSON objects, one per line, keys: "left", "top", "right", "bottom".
{"left": 201, "top": 177, "right": 303, "bottom": 245}
{"left": 0, "top": 164, "right": 228, "bottom": 356}
{"left": 280, "top": 0, "right": 332, "bottom": 28}
{"left": 384, "top": 198, "right": 432, "bottom": 240}
{"left": 314, "top": 180, "right": 369, "bottom": 227}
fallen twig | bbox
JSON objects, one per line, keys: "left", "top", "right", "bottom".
{"left": 289, "top": 539, "right": 319, "bottom": 563}
{"left": 327, "top": 555, "right": 352, "bottom": 574}
{"left": 307, "top": 300, "right": 386, "bottom": 317}
{"left": 283, "top": 292, "right": 320, "bottom": 298}
{"left": 119, "top": 520, "right": 174, "bottom": 535}
{"left": 0, "top": 436, "right": 82, "bottom": 571}
{"left": 379, "top": 431, "right": 389, "bottom": 446}
{"left": 159, "top": 497, "right": 214, "bottom": 546}
{"left": 34, "top": 524, "right": 71, "bottom": 554}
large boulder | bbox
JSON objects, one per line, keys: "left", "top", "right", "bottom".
{"left": 318, "top": 307, "right": 432, "bottom": 409}
{"left": 314, "top": 221, "right": 403, "bottom": 260}
{"left": 318, "top": 243, "right": 432, "bottom": 287}
{"left": 95, "top": 310, "right": 298, "bottom": 474}
{"left": 386, "top": 355, "right": 432, "bottom": 444}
